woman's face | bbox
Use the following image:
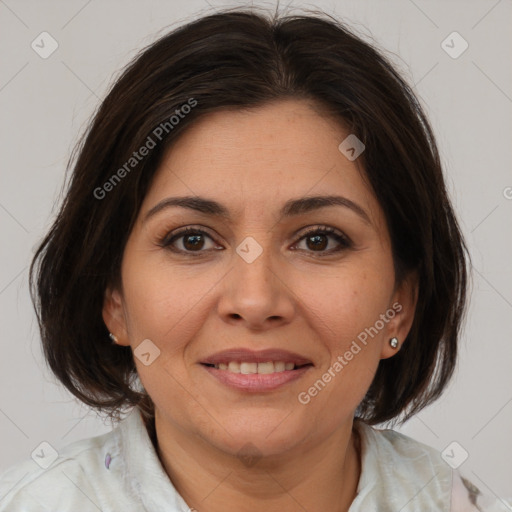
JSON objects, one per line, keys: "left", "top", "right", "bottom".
{"left": 104, "top": 99, "right": 416, "bottom": 458}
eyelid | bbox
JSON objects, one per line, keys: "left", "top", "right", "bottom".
{"left": 159, "top": 225, "right": 219, "bottom": 248}
{"left": 159, "top": 224, "right": 352, "bottom": 255}
{"left": 293, "top": 225, "right": 352, "bottom": 251}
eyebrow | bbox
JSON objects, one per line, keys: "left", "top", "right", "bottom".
{"left": 144, "top": 195, "right": 371, "bottom": 225}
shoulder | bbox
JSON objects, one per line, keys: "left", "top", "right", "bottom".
{"left": 353, "top": 421, "right": 512, "bottom": 511}
{"left": 0, "top": 418, "right": 131, "bottom": 512}
{"left": 356, "top": 420, "right": 453, "bottom": 505}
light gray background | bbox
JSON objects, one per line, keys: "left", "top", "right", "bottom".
{"left": 1, "top": 0, "right": 511, "bottom": 501}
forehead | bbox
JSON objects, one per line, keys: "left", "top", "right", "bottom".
{"left": 141, "top": 99, "right": 381, "bottom": 227}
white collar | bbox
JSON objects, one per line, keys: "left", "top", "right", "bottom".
{"left": 115, "top": 410, "right": 452, "bottom": 511}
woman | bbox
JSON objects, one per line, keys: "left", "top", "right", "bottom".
{"left": 0, "top": 7, "right": 509, "bottom": 511}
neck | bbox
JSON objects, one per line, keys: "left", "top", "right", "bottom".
{"left": 152, "top": 412, "right": 361, "bottom": 512}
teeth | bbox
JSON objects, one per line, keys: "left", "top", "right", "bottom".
{"left": 274, "top": 361, "right": 285, "bottom": 372}
{"left": 257, "top": 361, "right": 274, "bottom": 374}
{"left": 240, "top": 362, "right": 258, "bottom": 374}
{"left": 228, "top": 361, "right": 241, "bottom": 373}
{"left": 211, "top": 361, "right": 304, "bottom": 374}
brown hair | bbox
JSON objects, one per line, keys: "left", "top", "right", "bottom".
{"left": 29, "top": 7, "right": 468, "bottom": 427}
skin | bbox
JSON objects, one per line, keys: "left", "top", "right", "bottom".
{"left": 103, "top": 99, "right": 418, "bottom": 512}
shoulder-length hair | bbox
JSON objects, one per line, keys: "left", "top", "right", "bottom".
{"left": 29, "top": 7, "right": 468, "bottom": 426}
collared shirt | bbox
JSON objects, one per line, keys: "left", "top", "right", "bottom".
{"left": 0, "top": 408, "right": 510, "bottom": 511}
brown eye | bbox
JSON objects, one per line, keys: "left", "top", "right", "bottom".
{"left": 182, "top": 232, "right": 206, "bottom": 251}
{"left": 160, "top": 227, "right": 220, "bottom": 255}
{"left": 305, "top": 233, "right": 328, "bottom": 251}
{"left": 294, "top": 226, "right": 352, "bottom": 255}
{"left": 160, "top": 225, "right": 352, "bottom": 257}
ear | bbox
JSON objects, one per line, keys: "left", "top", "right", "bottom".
{"left": 380, "top": 270, "right": 419, "bottom": 359}
{"left": 102, "top": 284, "right": 130, "bottom": 346}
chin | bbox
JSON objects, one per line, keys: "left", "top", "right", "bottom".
{"left": 204, "top": 414, "right": 309, "bottom": 459}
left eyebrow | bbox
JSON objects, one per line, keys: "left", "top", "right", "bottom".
{"left": 143, "top": 194, "right": 371, "bottom": 226}
{"left": 279, "top": 195, "right": 371, "bottom": 225}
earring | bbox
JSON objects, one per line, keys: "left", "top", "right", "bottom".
{"left": 109, "top": 332, "right": 118, "bottom": 344}
{"left": 389, "top": 337, "right": 399, "bottom": 349}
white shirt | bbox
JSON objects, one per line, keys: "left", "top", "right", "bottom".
{"left": 0, "top": 408, "right": 510, "bottom": 511}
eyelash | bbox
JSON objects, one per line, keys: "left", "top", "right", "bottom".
{"left": 158, "top": 225, "right": 353, "bottom": 257}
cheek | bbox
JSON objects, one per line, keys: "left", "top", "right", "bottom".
{"left": 120, "top": 257, "right": 210, "bottom": 422}
{"left": 120, "top": 254, "right": 216, "bottom": 342}
{"left": 298, "top": 262, "right": 394, "bottom": 342}
{"left": 293, "top": 261, "right": 393, "bottom": 413}
{"left": 119, "top": 254, "right": 221, "bottom": 405}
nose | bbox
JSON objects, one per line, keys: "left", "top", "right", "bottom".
{"left": 216, "top": 238, "right": 296, "bottom": 331}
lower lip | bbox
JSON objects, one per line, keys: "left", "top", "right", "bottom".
{"left": 201, "top": 364, "right": 312, "bottom": 392}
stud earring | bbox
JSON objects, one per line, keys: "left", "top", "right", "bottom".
{"left": 389, "top": 337, "right": 399, "bottom": 349}
{"left": 109, "top": 332, "right": 118, "bottom": 344}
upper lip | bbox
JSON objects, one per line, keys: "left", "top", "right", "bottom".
{"left": 200, "top": 348, "right": 313, "bottom": 366}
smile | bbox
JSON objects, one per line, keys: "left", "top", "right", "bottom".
{"left": 200, "top": 361, "right": 313, "bottom": 392}
{"left": 204, "top": 361, "right": 310, "bottom": 374}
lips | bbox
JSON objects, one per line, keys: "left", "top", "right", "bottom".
{"left": 200, "top": 348, "right": 313, "bottom": 367}
{"left": 199, "top": 348, "right": 313, "bottom": 392}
